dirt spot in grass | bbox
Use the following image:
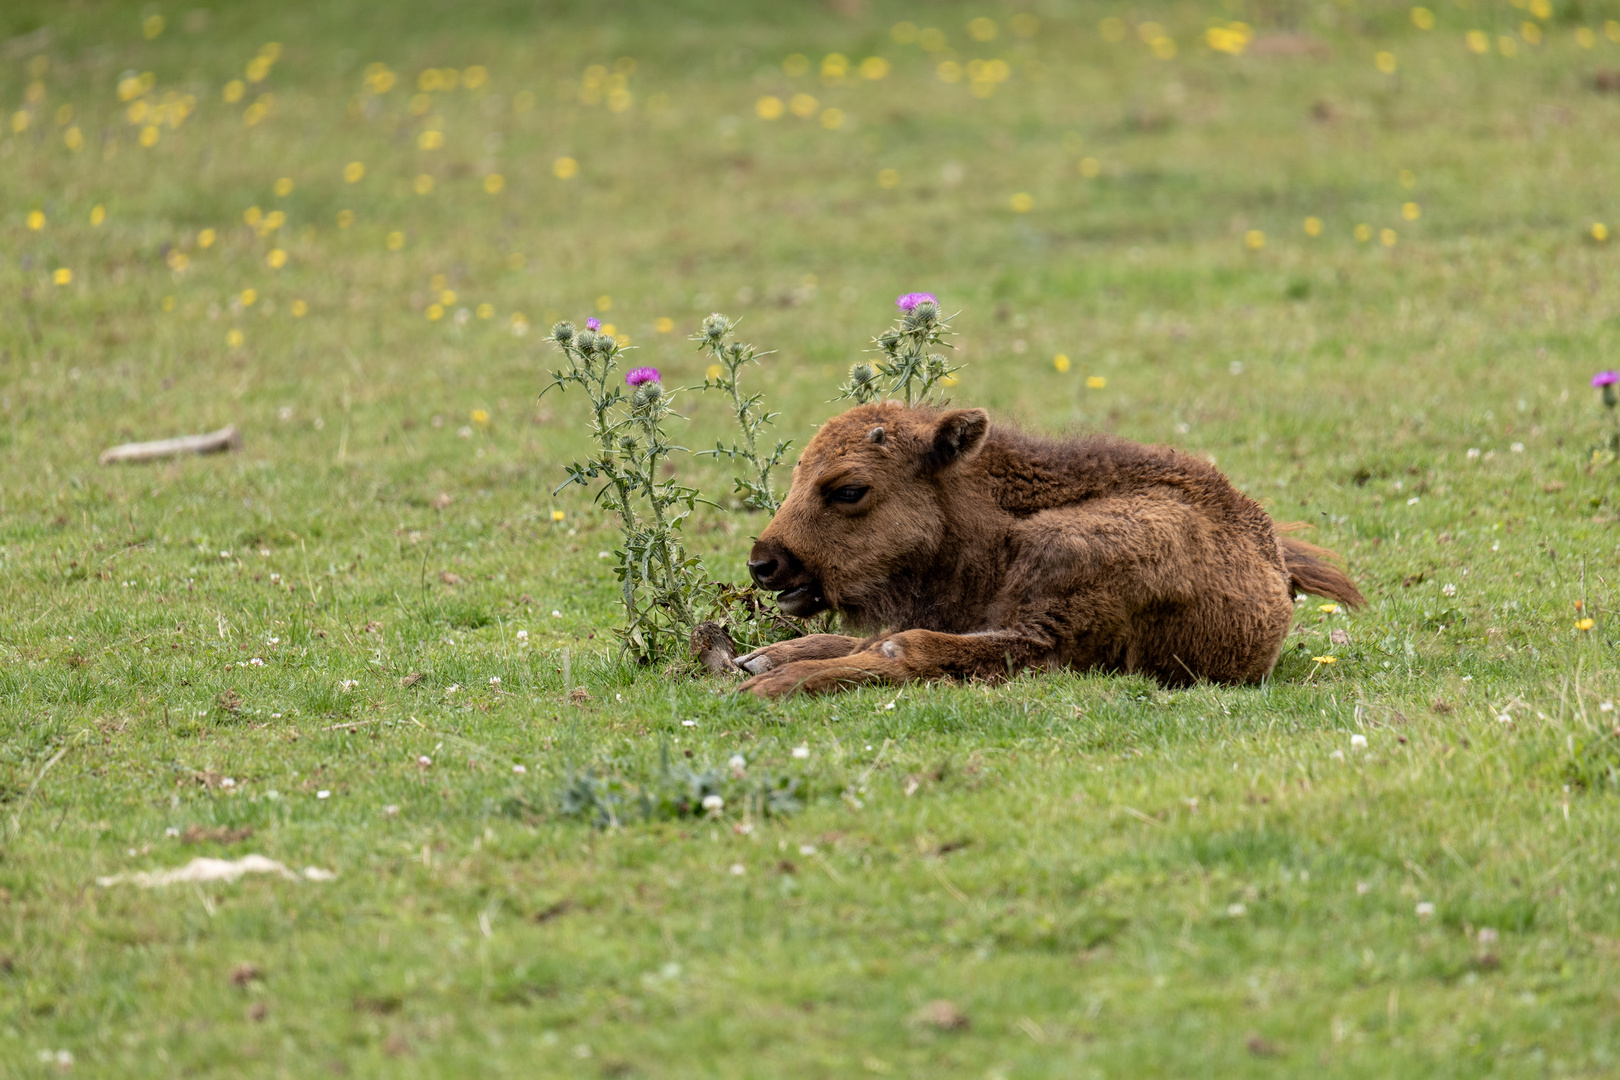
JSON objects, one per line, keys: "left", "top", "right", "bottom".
{"left": 363, "top": 621, "right": 383, "bottom": 633}
{"left": 399, "top": 672, "right": 423, "bottom": 687}
{"left": 184, "top": 824, "right": 255, "bottom": 845}
{"left": 1431, "top": 699, "right": 1453, "bottom": 714}
{"left": 190, "top": 770, "right": 224, "bottom": 788}
{"left": 530, "top": 899, "right": 574, "bottom": 923}
{"left": 1245, "top": 1033, "right": 1280, "bottom": 1056}
{"left": 382, "top": 1033, "right": 412, "bottom": 1057}
{"left": 439, "top": 571, "right": 464, "bottom": 586}
{"left": 216, "top": 689, "right": 243, "bottom": 714}
{"left": 431, "top": 492, "right": 453, "bottom": 509}
{"left": 230, "top": 963, "right": 261, "bottom": 986}
{"left": 64, "top": 653, "right": 90, "bottom": 669}
{"left": 0, "top": 955, "right": 14, "bottom": 974}
{"left": 909, "top": 999, "right": 969, "bottom": 1031}
{"left": 354, "top": 994, "right": 403, "bottom": 1015}
{"left": 569, "top": 687, "right": 592, "bottom": 704}
{"left": 1594, "top": 70, "right": 1620, "bottom": 93}
{"left": 247, "top": 1002, "right": 268, "bottom": 1022}
{"left": 775, "top": 859, "right": 798, "bottom": 874}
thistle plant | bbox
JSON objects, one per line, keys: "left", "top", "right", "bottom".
{"left": 1594, "top": 370, "right": 1619, "bottom": 459}
{"left": 543, "top": 319, "right": 707, "bottom": 662}
{"left": 839, "top": 291, "right": 962, "bottom": 406}
{"left": 693, "top": 313, "right": 790, "bottom": 512}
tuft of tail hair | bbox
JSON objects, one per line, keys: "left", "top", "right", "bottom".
{"left": 1276, "top": 524, "right": 1365, "bottom": 608}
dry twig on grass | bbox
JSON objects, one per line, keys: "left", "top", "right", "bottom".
{"left": 99, "top": 425, "right": 243, "bottom": 465}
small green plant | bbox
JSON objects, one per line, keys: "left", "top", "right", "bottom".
{"left": 542, "top": 320, "right": 708, "bottom": 662}
{"left": 558, "top": 743, "right": 803, "bottom": 829}
{"left": 839, "top": 292, "right": 962, "bottom": 406}
{"left": 694, "top": 312, "right": 790, "bottom": 512}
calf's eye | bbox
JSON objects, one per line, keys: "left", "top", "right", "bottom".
{"left": 828, "top": 485, "right": 869, "bottom": 504}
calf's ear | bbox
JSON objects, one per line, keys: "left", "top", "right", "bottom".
{"left": 924, "top": 408, "right": 989, "bottom": 471}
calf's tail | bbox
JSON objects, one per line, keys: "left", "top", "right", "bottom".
{"left": 1276, "top": 527, "right": 1365, "bottom": 608}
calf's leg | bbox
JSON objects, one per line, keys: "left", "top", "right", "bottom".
{"left": 734, "top": 633, "right": 866, "bottom": 676}
{"left": 736, "top": 628, "right": 1049, "bottom": 698}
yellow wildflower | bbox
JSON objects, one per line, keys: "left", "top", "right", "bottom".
{"left": 64, "top": 126, "right": 83, "bottom": 150}
{"left": 551, "top": 510, "right": 566, "bottom": 522}
{"left": 53, "top": 268, "right": 72, "bottom": 285}
{"left": 596, "top": 295, "right": 613, "bottom": 312}
{"left": 471, "top": 409, "right": 489, "bottom": 424}
{"left": 337, "top": 209, "right": 355, "bottom": 229}
{"left": 274, "top": 177, "right": 294, "bottom": 197}
{"left": 143, "top": 14, "right": 165, "bottom": 38}
{"left": 385, "top": 230, "right": 404, "bottom": 250}
{"left": 655, "top": 317, "right": 674, "bottom": 333}
{"left": 27, "top": 209, "right": 45, "bottom": 230}
{"left": 1086, "top": 376, "right": 1107, "bottom": 389}
{"left": 706, "top": 364, "right": 724, "bottom": 380}
{"left": 198, "top": 227, "right": 216, "bottom": 247}
{"left": 553, "top": 156, "right": 579, "bottom": 179}
{"left": 1053, "top": 354, "right": 1071, "bottom": 373}
{"left": 860, "top": 57, "right": 890, "bottom": 80}
{"left": 1304, "top": 216, "right": 1323, "bottom": 236}
{"left": 1319, "top": 604, "right": 1340, "bottom": 614}
{"left": 1380, "top": 228, "right": 1398, "bottom": 247}
{"left": 240, "top": 288, "right": 258, "bottom": 306}
{"left": 267, "top": 249, "right": 287, "bottom": 269}
{"left": 877, "top": 168, "right": 900, "bottom": 189}
{"left": 1576, "top": 618, "right": 1595, "bottom": 631}
{"left": 90, "top": 205, "right": 106, "bottom": 226}
{"left": 227, "top": 329, "right": 245, "bottom": 347}
{"left": 244, "top": 206, "right": 262, "bottom": 226}
{"left": 291, "top": 299, "right": 308, "bottom": 317}
{"left": 464, "top": 66, "right": 488, "bottom": 89}
{"left": 1079, "top": 157, "right": 1101, "bottom": 178}
{"left": 789, "top": 93, "right": 819, "bottom": 117}
{"left": 1374, "top": 51, "right": 1397, "bottom": 74}
{"left": 427, "top": 304, "right": 444, "bottom": 321}
{"left": 1313, "top": 655, "right": 1336, "bottom": 664}
{"left": 343, "top": 161, "right": 365, "bottom": 183}
{"left": 1010, "top": 192, "right": 1034, "bottom": 213}
{"left": 1245, "top": 230, "right": 1265, "bottom": 250}
{"left": 1403, "top": 202, "right": 1421, "bottom": 221}
{"left": 1410, "top": 6, "right": 1434, "bottom": 29}
{"left": 476, "top": 303, "right": 493, "bottom": 319}
{"left": 418, "top": 130, "right": 443, "bottom": 150}
{"left": 414, "top": 174, "right": 434, "bottom": 195}
{"left": 484, "top": 173, "right": 505, "bottom": 194}
{"left": 223, "top": 80, "right": 246, "bottom": 103}
{"left": 756, "top": 96, "right": 783, "bottom": 119}
{"left": 1594, "top": 223, "right": 1610, "bottom": 242}
{"left": 439, "top": 290, "right": 457, "bottom": 306}
{"left": 139, "top": 125, "right": 159, "bottom": 147}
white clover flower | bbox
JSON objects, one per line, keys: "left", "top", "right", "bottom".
{"left": 221, "top": 777, "right": 236, "bottom": 788}
{"left": 165, "top": 826, "right": 180, "bottom": 838}
{"left": 1227, "top": 903, "right": 1247, "bottom": 917}
{"left": 728, "top": 863, "right": 746, "bottom": 876}
{"left": 702, "top": 794, "right": 724, "bottom": 814}
{"left": 515, "top": 629, "right": 528, "bottom": 642}
{"left": 418, "top": 755, "right": 432, "bottom": 767}
{"left": 792, "top": 745, "right": 810, "bottom": 759}
{"left": 513, "top": 764, "right": 527, "bottom": 774}
{"left": 317, "top": 790, "right": 331, "bottom": 800}
{"left": 1350, "top": 734, "right": 1368, "bottom": 749}
{"left": 249, "top": 657, "right": 264, "bottom": 666}
{"left": 339, "top": 679, "right": 358, "bottom": 691}
{"left": 1415, "top": 901, "right": 1435, "bottom": 917}
{"left": 728, "top": 754, "right": 746, "bottom": 771}
{"left": 1477, "top": 927, "right": 1498, "bottom": 944}
{"left": 489, "top": 676, "right": 501, "bottom": 685}
{"left": 1442, "top": 583, "right": 1456, "bottom": 597}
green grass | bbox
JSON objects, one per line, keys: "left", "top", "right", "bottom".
{"left": 5, "top": 0, "right": 1620, "bottom": 1075}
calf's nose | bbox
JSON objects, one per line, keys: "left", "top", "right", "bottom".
{"left": 747, "top": 537, "right": 802, "bottom": 589}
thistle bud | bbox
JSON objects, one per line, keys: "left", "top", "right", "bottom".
{"left": 877, "top": 330, "right": 902, "bottom": 353}
{"left": 701, "top": 313, "right": 729, "bottom": 342}
{"left": 550, "top": 320, "right": 575, "bottom": 344}
{"left": 574, "top": 329, "right": 600, "bottom": 354}
{"left": 632, "top": 382, "right": 663, "bottom": 409}
{"left": 903, "top": 300, "right": 938, "bottom": 331}
{"left": 848, "top": 362, "right": 876, "bottom": 385}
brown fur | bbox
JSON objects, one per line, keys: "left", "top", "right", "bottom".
{"left": 735, "top": 402, "right": 1362, "bottom": 697}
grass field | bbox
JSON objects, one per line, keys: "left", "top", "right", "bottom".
{"left": 5, "top": 0, "right": 1620, "bottom": 1075}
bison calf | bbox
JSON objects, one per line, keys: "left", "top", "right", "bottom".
{"left": 735, "top": 402, "right": 1361, "bottom": 697}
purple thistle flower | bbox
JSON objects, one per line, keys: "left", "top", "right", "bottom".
{"left": 586, "top": 317, "right": 601, "bottom": 331}
{"left": 625, "top": 366, "right": 660, "bottom": 387}
{"left": 1593, "top": 370, "right": 1619, "bottom": 388}
{"left": 896, "top": 292, "right": 938, "bottom": 312}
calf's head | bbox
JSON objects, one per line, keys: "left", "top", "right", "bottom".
{"left": 748, "top": 402, "right": 989, "bottom": 621}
